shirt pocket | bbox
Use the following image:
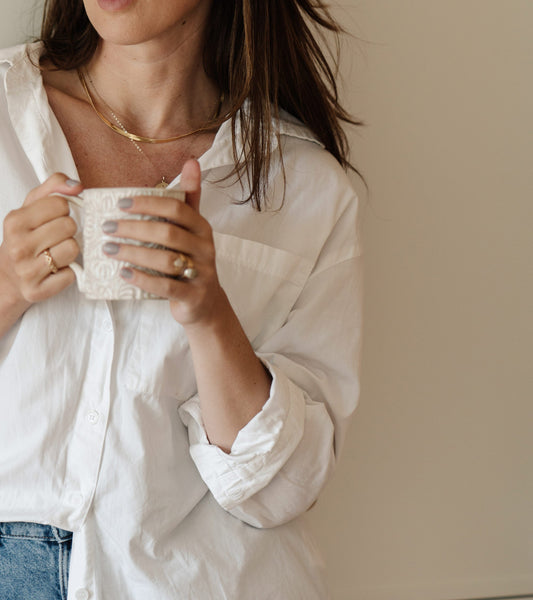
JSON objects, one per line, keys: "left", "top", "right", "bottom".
{"left": 122, "top": 233, "right": 313, "bottom": 398}
{"left": 121, "top": 299, "right": 194, "bottom": 398}
{"left": 213, "top": 232, "right": 314, "bottom": 347}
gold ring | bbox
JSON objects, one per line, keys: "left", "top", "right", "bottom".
{"left": 183, "top": 263, "right": 198, "bottom": 280}
{"left": 42, "top": 248, "right": 58, "bottom": 274}
{"left": 172, "top": 252, "right": 198, "bottom": 280}
{"left": 182, "top": 255, "right": 198, "bottom": 280}
{"left": 172, "top": 252, "right": 188, "bottom": 274}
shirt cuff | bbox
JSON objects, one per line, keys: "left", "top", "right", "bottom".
{"left": 178, "top": 361, "right": 306, "bottom": 511}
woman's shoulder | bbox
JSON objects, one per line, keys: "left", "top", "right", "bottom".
{"left": 0, "top": 42, "right": 42, "bottom": 93}
{"left": 0, "top": 42, "right": 41, "bottom": 68}
{"left": 274, "top": 110, "right": 357, "bottom": 206}
{"left": 276, "top": 109, "right": 323, "bottom": 148}
{"left": 276, "top": 109, "right": 349, "bottom": 171}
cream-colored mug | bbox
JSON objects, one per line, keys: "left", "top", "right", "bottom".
{"left": 62, "top": 186, "right": 185, "bottom": 300}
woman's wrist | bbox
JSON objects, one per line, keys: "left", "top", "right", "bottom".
{"left": 183, "top": 287, "right": 271, "bottom": 452}
{"left": 0, "top": 248, "right": 31, "bottom": 310}
{"left": 0, "top": 274, "right": 31, "bottom": 338}
{"left": 181, "top": 285, "right": 233, "bottom": 337}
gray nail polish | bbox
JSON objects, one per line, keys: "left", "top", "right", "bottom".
{"left": 66, "top": 179, "right": 80, "bottom": 187}
{"left": 102, "top": 220, "right": 118, "bottom": 234}
{"left": 120, "top": 268, "right": 133, "bottom": 279}
{"left": 118, "top": 197, "right": 133, "bottom": 209}
{"left": 103, "top": 242, "right": 120, "bottom": 255}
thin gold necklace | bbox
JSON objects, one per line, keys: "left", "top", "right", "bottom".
{"left": 83, "top": 70, "right": 171, "bottom": 187}
{"left": 77, "top": 68, "right": 223, "bottom": 144}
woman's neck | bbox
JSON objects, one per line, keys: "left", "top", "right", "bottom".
{"left": 83, "top": 34, "right": 219, "bottom": 140}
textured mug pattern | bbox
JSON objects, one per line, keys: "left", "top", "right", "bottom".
{"left": 72, "top": 187, "right": 185, "bottom": 300}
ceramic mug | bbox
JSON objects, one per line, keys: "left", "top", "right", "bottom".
{"left": 63, "top": 186, "right": 185, "bottom": 300}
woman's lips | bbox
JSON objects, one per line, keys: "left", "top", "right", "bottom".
{"left": 96, "top": 0, "right": 134, "bottom": 11}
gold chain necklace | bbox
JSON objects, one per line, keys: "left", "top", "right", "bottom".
{"left": 77, "top": 68, "right": 223, "bottom": 144}
{"left": 108, "top": 110, "right": 170, "bottom": 188}
{"left": 82, "top": 70, "right": 170, "bottom": 187}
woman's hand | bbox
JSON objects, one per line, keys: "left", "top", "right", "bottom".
{"left": 104, "top": 159, "right": 271, "bottom": 451}
{"left": 0, "top": 174, "right": 81, "bottom": 322}
{"left": 103, "top": 159, "right": 225, "bottom": 326}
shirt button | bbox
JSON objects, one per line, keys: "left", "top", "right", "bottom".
{"left": 87, "top": 410, "right": 100, "bottom": 425}
{"left": 75, "top": 589, "right": 90, "bottom": 600}
{"left": 102, "top": 318, "right": 112, "bottom": 332}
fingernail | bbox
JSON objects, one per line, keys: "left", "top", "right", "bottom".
{"left": 102, "top": 220, "right": 118, "bottom": 234}
{"left": 118, "top": 197, "right": 133, "bottom": 209}
{"left": 103, "top": 242, "right": 120, "bottom": 255}
{"left": 120, "top": 267, "right": 133, "bottom": 279}
{"left": 66, "top": 179, "right": 80, "bottom": 187}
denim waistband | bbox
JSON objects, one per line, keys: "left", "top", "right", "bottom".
{"left": 0, "top": 522, "right": 72, "bottom": 542}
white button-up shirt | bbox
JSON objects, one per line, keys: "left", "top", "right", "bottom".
{"left": 0, "top": 44, "right": 363, "bottom": 599}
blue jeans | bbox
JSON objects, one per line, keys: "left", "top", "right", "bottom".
{"left": 0, "top": 522, "right": 72, "bottom": 600}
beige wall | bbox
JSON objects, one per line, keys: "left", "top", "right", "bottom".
{"left": 310, "top": 1, "right": 533, "bottom": 599}
{"left": 1, "top": 1, "right": 531, "bottom": 599}
{"left": 0, "top": 1, "right": 39, "bottom": 46}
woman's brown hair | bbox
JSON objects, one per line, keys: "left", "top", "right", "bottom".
{"left": 39, "top": 0, "right": 362, "bottom": 210}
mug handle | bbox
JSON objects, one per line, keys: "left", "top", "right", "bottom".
{"left": 52, "top": 193, "right": 85, "bottom": 287}
{"left": 69, "top": 262, "right": 85, "bottom": 289}
{"left": 51, "top": 192, "right": 84, "bottom": 208}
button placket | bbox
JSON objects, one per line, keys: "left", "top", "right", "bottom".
{"left": 59, "top": 302, "right": 115, "bottom": 529}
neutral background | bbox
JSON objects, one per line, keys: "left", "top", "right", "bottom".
{"left": 311, "top": 2, "right": 533, "bottom": 599}
{"left": 1, "top": 2, "right": 531, "bottom": 600}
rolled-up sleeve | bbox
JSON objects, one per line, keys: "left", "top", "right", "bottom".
{"left": 179, "top": 240, "right": 362, "bottom": 527}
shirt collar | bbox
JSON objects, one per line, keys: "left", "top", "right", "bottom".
{"left": 197, "top": 102, "right": 323, "bottom": 181}
{"left": 1, "top": 42, "right": 323, "bottom": 184}
{"left": 1, "top": 42, "right": 80, "bottom": 183}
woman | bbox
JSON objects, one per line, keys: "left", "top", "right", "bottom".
{"left": 0, "top": 0, "right": 362, "bottom": 598}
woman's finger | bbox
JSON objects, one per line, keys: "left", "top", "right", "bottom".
{"left": 43, "top": 238, "right": 80, "bottom": 273}
{"left": 117, "top": 195, "right": 208, "bottom": 236}
{"left": 16, "top": 238, "right": 80, "bottom": 286}
{"left": 4, "top": 195, "right": 72, "bottom": 239}
{"left": 180, "top": 159, "right": 202, "bottom": 213}
{"left": 31, "top": 215, "right": 78, "bottom": 257}
{"left": 24, "top": 174, "right": 82, "bottom": 207}
{"left": 103, "top": 218, "right": 211, "bottom": 255}
{"left": 119, "top": 266, "right": 193, "bottom": 300}
{"left": 103, "top": 240, "right": 211, "bottom": 279}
